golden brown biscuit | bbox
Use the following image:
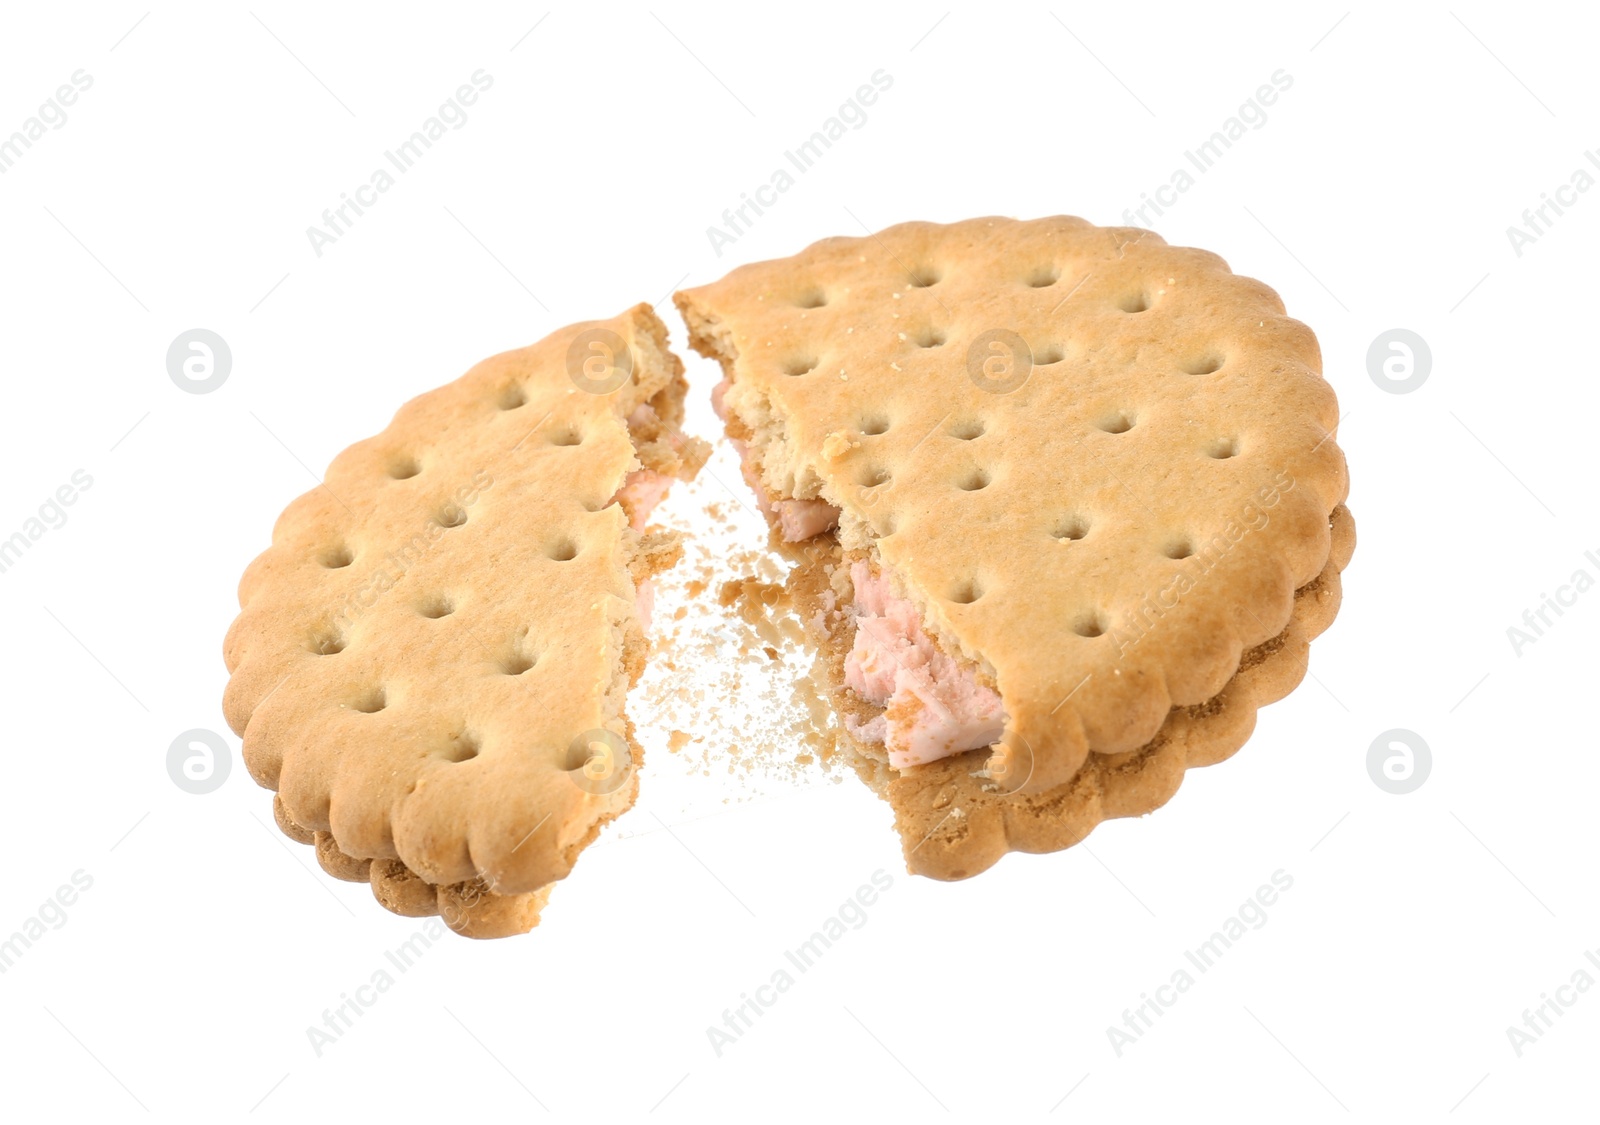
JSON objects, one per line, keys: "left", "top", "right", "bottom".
{"left": 677, "top": 216, "right": 1351, "bottom": 878}
{"left": 224, "top": 305, "right": 707, "bottom": 936}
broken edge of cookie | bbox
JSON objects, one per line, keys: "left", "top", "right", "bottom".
{"left": 773, "top": 507, "right": 1353, "bottom": 881}
{"left": 225, "top": 304, "right": 707, "bottom": 938}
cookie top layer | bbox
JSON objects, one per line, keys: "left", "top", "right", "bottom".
{"left": 678, "top": 217, "right": 1348, "bottom": 794}
{"left": 223, "top": 305, "right": 681, "bottom": 895}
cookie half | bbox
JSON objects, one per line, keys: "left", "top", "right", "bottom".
{"left": 224, "top": 305, "right": 707, "bottom": 936}
{"left": 676, "top": 216, "right": 1352, "bottom": 879}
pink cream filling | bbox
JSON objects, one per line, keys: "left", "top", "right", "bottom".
{"left": 614, "top": 470, "right": 674, "bottom": 533}
{"left": 713, "top": 380, "right": 996, "bottom": 762}
{"left": 635, "top": 577, "right": 655, "bottom": 634}
{"left": 729, "top": 436, "right": 840, "bottom": 543}
{"left": 775, "top": 498, "right": 842, "bottom": 542}
{"left": 716, "top": 378, "right": 841, "bottom": 543}
{"left": 609, "top": 475, "right": 664, "bottom": 633}
{"left": 614, "top": 406, "right": 676, "bottom": 634}
{"left": 732, "top": 436, "right": 840, "bottom": 541}
{"left": 615, "top": 403, "right": 686, "bottom": 533}
{"left": 843, "top": 560, "right": 1005, "bottom": 769}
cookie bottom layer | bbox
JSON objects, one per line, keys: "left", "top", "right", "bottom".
{"left": 785, "top": 505, "right": 1354, "bottom": 880}
{"left": 270, "top": 793, "right": 552, "bottom": 938}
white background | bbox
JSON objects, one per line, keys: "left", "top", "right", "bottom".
{"left": 0, "top": 2, "right": 1594, "bottom": 1120}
